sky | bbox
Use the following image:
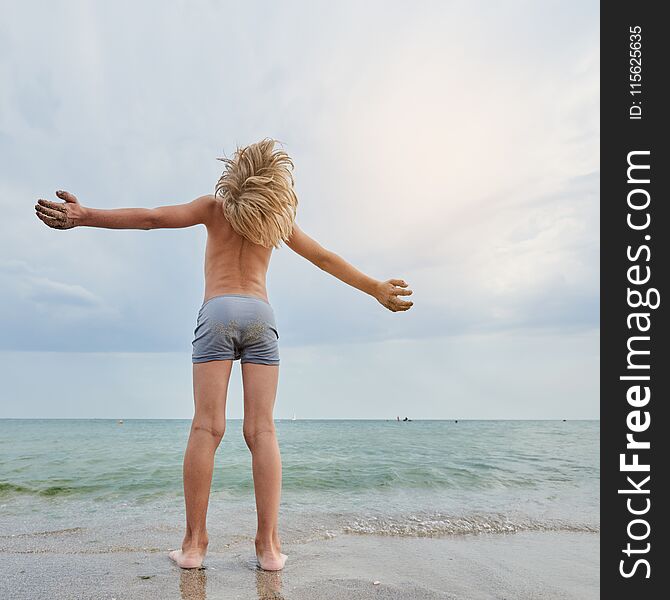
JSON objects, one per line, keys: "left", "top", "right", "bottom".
{"left": 0, "top": 0, "right": 599, "bottom": 419}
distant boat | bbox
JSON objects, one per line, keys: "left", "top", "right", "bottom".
{"left": 117, "top": 419, "right": 124, "bottom": 424}
{"left": 292, "top": 413, "right": 297, "bottom": 421}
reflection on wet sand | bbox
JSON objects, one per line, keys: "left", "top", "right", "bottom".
{"left": 255, "top": 567, "right": 284, "bottom": 599}
{"left": 175, "top": 563, "right": 284, "bottom": 600}
{"left": 179, "top": 568, "right": 207, "bottom": 600}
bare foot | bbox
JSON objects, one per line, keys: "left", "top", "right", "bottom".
{"left": 255, "top": 540, "right": 287, "bottom": 571}
{"left": 168, "top": 547, "right": 206, "bottom": 569}
{"left": 257, "top": 551, "right": 287, "bottom": 571}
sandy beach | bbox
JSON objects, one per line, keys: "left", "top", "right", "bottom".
{"left": 2, "top": 530, "right": 598, "bottom": 599}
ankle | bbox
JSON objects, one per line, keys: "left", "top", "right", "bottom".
{"left": 255, "top": 537, "right": 277, "bottom": 553}
{"left": 183, "top": 533, "right": 209, "bottom": 551}
{"left": 183, "top": 541, "right": 208, "bottom": 552}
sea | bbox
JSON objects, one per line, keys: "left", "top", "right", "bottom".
{"left": 0, "top": 419, "right": 599, "bottom": 550}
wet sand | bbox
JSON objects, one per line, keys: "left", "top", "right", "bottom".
{"left": 2, "top": 531, "right": 598, "bottom": 599}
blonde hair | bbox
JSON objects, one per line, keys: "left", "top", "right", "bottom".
{"left": 214, "top": 138, "right": 298, "bottom": 248}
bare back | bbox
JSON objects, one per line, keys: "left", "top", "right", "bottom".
{"left": 202, "top": 196, "right": 273, "bottom": 303}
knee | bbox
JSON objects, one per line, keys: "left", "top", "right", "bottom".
{"left": 191, "top": 419, "right": 226, "bottom": 442}
{"left": 242, "top": 421, "right": 276, "bottom": 450}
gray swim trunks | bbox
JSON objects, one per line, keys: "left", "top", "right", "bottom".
{"left": 191, "top": 294, "right": 280, "bottom": 365}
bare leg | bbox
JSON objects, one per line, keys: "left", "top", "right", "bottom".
{"left": 241, "top": 362, "right": 287, "bottom": 571}
{"left": 169, "top": 360, "right": 232, "bottom": 569}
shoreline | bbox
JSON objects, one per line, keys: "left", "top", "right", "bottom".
{"left": 3, "top": 530, "right": 599, "bottom": 600}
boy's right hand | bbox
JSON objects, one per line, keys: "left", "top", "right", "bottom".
{"left": 375, "top": 279, "right": 414, "bottom": 312}
{"left": 35, "top": 190, "right": 86, "bottom": 230}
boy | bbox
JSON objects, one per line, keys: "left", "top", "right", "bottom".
{"left": 34, "top": 138, "right": 413, "bottom": 571}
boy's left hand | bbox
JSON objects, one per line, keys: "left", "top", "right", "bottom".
{"left": 35, "top": 190, "right": 85, "bottom": 229}
{"left": 375, "top": 279, "right": 414, "bottom": 312}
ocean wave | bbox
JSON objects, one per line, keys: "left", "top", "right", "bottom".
{"left": 0, "top": 481, "right": 108, "bottom": 498}
{"left": 342, "top": 512, "right": 599, "bottom": 537}
{"left": 0, "top": 527, "right": 85, "bottom": 539}
{"left": 1, "top": 472, "right": 592, "bottom": 499}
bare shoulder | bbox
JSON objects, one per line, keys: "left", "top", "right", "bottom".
{"left": 195, "top": 194, "right": 219, "bottom": 209}
{"left": 287, "top": 222, "right": 314, "bottom": 243}
{"left": 195, "top": 194, "right": 221, "bottom": 225}
{"left": 285, "top": 222, "right": 306, "bottom": 249}
{"left": 285, "top": 223, "right": 328, "bottom": 262}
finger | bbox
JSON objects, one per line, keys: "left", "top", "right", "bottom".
{"left": 35, "top": 211, "right": 64, "bottom": 229}
{"left": 392, "top": 297, "right": 414, "bottom": 308}
{"left": 56, "top": 190, "right": 77, "bottom": 203}
{"left": 37, "top": 199, "right": 66, "bottom": 212}
{"left": 392, "top": 287, "right": 413, "bottom": 296}
{"left": 36, "top": 204, "right": 66, "bottom": 220}
{"left": 35, "top": 209, "right": 60, "bottom": 224}
{"left": 36, "top": 202, "right": 64, "bottom": 217}
{"left": 389, "top": 279, "right": 408, "bottom": 287}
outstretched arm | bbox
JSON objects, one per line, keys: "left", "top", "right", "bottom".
{"left": 286, "top": 223, "right": 413, "bottom": 312}
{"left": 35, "top": 190, "right": 216, "bottom": 230}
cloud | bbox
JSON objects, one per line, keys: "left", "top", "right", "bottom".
{"left": 0, "top": 258, "right": 125, "bottom": 351}
{"left": 1, "top": 259, "right": 110, "bottom": 311}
